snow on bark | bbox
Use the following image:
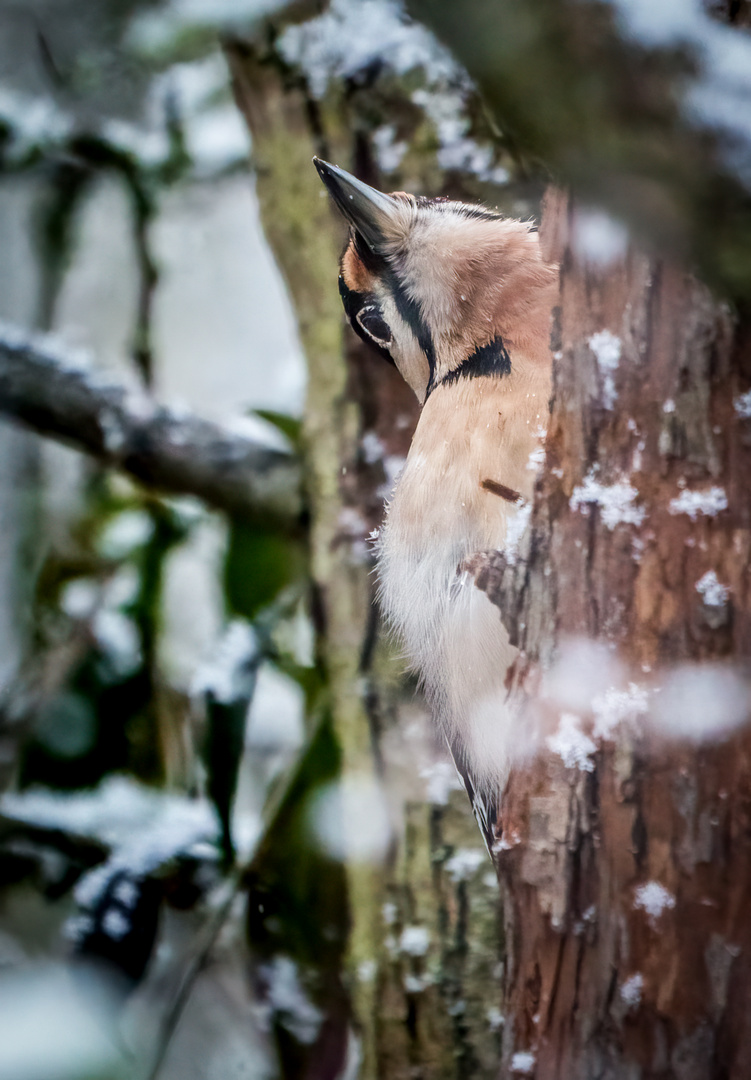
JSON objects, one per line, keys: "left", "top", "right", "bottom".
{"left": 632, "top": 881, "right": 676, "bottom": 926}
{"left": 668, "top": 486, "right": 728, "bottom": 519}
{"left": 493, "top": 188, "right": 751, "bottom": 1079}
{"left": 569, "top": 470, "right": 644, "bottom": 529}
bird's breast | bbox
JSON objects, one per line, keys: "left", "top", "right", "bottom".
{"left": 375, "top": 369, "right": 549, "bottom": 788}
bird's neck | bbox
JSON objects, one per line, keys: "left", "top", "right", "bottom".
{"left": 427, "top": 336, "right": 511, "bottom": 398}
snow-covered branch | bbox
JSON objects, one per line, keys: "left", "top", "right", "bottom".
{"left": 0, "top": 327, "right": 302, "bottom": 527}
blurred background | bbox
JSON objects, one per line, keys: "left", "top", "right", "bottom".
{"left": 4, "top": 1, "right": 750, "bottom": 1077}
{"left": 0, "top": 2, "right": 509, "bottom": 1077}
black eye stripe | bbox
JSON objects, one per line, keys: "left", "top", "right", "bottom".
{"left": 388, "top": 272, "right": 435, "bottom": 387}
{"left": 338, "top": 276, "right": 395, "bottom": 367}
{"left": 347, "top": 231, "right": 436, "bottom": 385}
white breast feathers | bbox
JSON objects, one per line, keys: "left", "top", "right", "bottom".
{"left": 377, "top": 365, "right": 548, "bottom": 794}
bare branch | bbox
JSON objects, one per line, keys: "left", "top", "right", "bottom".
{"left": 0, "top": 327, "right": 302, "bottom": 529}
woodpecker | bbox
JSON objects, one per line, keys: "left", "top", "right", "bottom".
{"left": 314, "top": 158, "right": 558, "bottom": 838}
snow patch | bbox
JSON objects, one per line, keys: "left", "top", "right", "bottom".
{"left": 60, "top": 580, "right": 99, "bottom": 620}
{"left": 361, "top": 431, "right": 385, "bottom": 466}
{"left": 192, "top": 620, "right": 259, "bottom": 704}
{"left": 734, "top": 389, "right": 751, "bottom": 419}
{"left": 487, "top": 1007, "right": 505, "bottom": 1030}
{"left": 372, "top": 125, "right": 408, "bottom": 173}
{"left": 436, "top": 136, "right": 510, "bottom": 183}
{"left": 261, "top": 956, "right": 323, "bottom": 1045}
{"left": 505, "top": 501, "right": 532, "bottom": 564}
{"left": 129, "top": 0, "right": 286, "bottom": 55}
{"left": 492, "top": 832, "right": 520, "bottom": 854}
{"left": 696, "top": 570, "right": 729, "bottom": 608}
{"left": 279, "top": 1, "right": 508, "bottom": 185}
{"left": 399, "top": 925, "right": 431, "bottom": 956}
{"left": 592, "top": 682, "right": 649, "bottom": 739}
{"left": 102, "top": 119, "right": 170, "bottom": 168}
{"left": 0, "top": 320, "right": 92, "bottom": 370}
{"left": 588, "top": 330, "right": 622, "bottom": 409}
{"left": 98, "top": 510, "right": 154, "bottom": 558}
{"left": 511, "top": 1050, "right": 536, "bottom": 1075}
{"left": 0, "top": 88, "right": 72, "bottom": 164}
{"left": 279, "top": 0, "right": 458, "bottom": 99}
{"left": 444, "top": 848, "right": 485, "bottom": 882}
{"left": 1, "top": 776, "right": 222, "bottom": 912}
{"left": 245, "top": 664, "right": 305, "bottom": 754}
{"left": 545, "top": 638, "right": 626, "bottom": 714}
{"left": 546, "top": 713, "right": 596, "bottom": 771}
{"left": 92, "top": 610, "right": 141, "bottom": 676}
{"left": 185, "top": 103, "right": 251, "bottom": 174}
{"left": 112, "top": 878, "right": 139, "bottom": 909}
{"left": 358, "top": 959, "right": 377, "bottom": 982}
{"left": 420, "top": 761, "right": 464, "bottom": 805}
{"left": 620, "top": 972, "right": 643, "bottom": 1008}
{"left": 382, "top": 901, "right": 398, "bottom": 926}
{"left": 101, "top": 907, "right": 131, "bottom": 942}
{"left": 570, "top": 471, "right": 645, "bottom": 530}
{"left": 669, "top": 486, "right": 727, "bottom": 520}
{"left": 527, "top": 445, "right": 546, "bottom": 471}
{"left": 633, "top": 881, "right": 675, "bottom": 926}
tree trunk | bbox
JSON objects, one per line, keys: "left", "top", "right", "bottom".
{"left": 229, "top": 7, "right": 751, "bottom": 1076}
{"left": 227, "top": 28, "right": 505, "bottom": 1080}
{"left": 492, "top": 189, "right": 751, "bottom": 1078}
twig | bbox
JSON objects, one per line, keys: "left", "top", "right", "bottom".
{"left": 0, "top": 325, "right": 303, "bottom": 529}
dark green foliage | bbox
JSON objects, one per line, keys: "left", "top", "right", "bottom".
{"left": 224, "top": 520, "right": 306, "bottom": 622}
{"left": 23, "top": 493, "right": 191, "bottom": 789}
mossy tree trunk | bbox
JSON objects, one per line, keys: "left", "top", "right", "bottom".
{"left": 227, "top": 27, "right": 504, "bottom": 1080}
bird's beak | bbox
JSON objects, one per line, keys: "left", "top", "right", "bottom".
{"left": 313, "top": 157, "right": 398, "bottom": 252}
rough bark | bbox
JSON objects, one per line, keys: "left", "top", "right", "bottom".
{"left": 489, "top": 190, "right": 751, "bottom": 1079}
{"left": 0, "top": 333, "right": 301, "bottom": 528}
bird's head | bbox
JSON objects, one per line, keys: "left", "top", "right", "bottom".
{"left": 314, "top": 157, "right": 557, "bottom": 404}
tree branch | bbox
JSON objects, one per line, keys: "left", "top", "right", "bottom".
{"left": 0, "top": 327, "right": 302, "bottom": 529}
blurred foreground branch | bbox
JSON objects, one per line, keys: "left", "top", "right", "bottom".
{"left": 410, "top": 0, "right": 751, "bottom": 301}
{"left": 0, "top": 328, "right": 302, "bottom": 529}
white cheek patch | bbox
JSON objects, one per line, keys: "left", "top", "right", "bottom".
{"left": 381, "top": 295, "right": 431, "bottom": 402}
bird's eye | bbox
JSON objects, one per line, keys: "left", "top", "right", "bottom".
{"left": 356, "top": 305, "right": 393, "bottom": 347}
